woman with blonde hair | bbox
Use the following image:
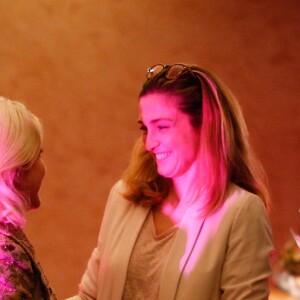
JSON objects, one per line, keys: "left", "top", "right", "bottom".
{"left": 69, "top": 64, "right": 273, "bottom": 300}
{"left": 0, "top": 96, "right": 56, "bottom": 299}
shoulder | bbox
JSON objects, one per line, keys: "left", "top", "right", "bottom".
{"left": 0, "top": 233, "right": 33, "bottom": 272}
{"left": 224, "top": 184, "right": 267, "bottom": 215}
{"left": 105, "top": 180, "right": 136, "bottom": 211}
{"left": 0, "top": 231, "right": 35, "bottom": 297}
{"left": 220, "top": 184, "right": 272, "bottom": 236}
{"left": 205, "top": 185, "right": 271, "bottom": 236}
{"left": 109, "top": 179, "right": 128, "bottom": 196}
{"left": 204, "top": 185, "right": 271, "bottom": 233}
{"left": 101, "top": 180, "right": 136, "bottom": 222}
{"left": 100, "top": 180, "right": 148, "bottom": 232}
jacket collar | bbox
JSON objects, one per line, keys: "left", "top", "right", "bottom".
{"left": 106, "top": 198, "right": 205, "bottom": 300}
{"left": 159, "top": 205, "right": 206, "bottom": 300}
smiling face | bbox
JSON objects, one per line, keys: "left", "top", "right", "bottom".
{"left": 139, "top": 92, "right": 200, "bottom": 182}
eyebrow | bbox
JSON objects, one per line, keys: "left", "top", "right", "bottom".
{"left": 137, "top": 118, "right": 175, "bottom": 125}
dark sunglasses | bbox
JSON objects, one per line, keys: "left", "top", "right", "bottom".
{"left": 146, "top": 63, "right": 199, "bottom": 81}
{"left": 146, "top": 64, "right": 220, "bottom": 108}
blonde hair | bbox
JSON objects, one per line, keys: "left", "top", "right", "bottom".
{"left": 0, "top": 96, "right": 43, "bottom": 227}
{"left": 122, "top": 65, "right": 269, "bottom": 216}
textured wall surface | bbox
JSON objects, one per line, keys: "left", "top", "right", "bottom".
{"left": 0, "top": 1, "right": 299, "bottom": 298}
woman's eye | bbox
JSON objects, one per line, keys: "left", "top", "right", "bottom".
{"left": 157, "top": 125, "right": 169, "bottom": 131}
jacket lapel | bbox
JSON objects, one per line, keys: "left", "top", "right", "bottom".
{"left": 110, "top": 204, "right": 151, "bottom": 299}
{"left": 158, "top": 207, "right": 206, "bottom": 300}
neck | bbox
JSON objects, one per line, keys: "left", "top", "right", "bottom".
{"left": 171, "top": 164, "right": 200, "bottom": 205}
{"left": 155, "top": 162, "right": 201, "bottom": 223}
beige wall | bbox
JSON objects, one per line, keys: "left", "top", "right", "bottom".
{"left": 0, "top": 1, "right": 299, "bottom": 298}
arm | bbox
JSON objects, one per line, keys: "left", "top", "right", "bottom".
{"left": 0, "top": 237, "right": 35, "bottom": 299}
{"left": 79, "top": 247, "right": 101, "bottom": 299}
{"left": 66, "top": 188, "right": 116, "bottom": 300}
{"left": 66, "top": 181, "right": 124, "bottom": 300}
{"left": 65, "top": 247, "right": 101, "bottom": 300}
{"left": 220, "top": 195, "right": 274, "bottom": 300}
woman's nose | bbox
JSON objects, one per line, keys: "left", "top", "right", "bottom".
{"left": 145, "top": 132, "right": 159, "bottom": 151}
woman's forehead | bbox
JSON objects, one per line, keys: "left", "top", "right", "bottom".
{"left": 139, "top": 93, "right": 179, "bottom": 118}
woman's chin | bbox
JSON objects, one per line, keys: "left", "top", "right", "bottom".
{"left": 30, "top": 196, "right": 41, "bottom": 210}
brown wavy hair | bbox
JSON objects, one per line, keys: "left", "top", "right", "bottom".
{"left": 122, "top": 64, "right": 269, "bottom": 216}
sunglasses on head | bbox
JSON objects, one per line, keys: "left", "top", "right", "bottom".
{"left": 146, "top": 64, "right": 220, "bottom": 105}
{"left": 146, "top": 64, "right": 199, "bottom": 81}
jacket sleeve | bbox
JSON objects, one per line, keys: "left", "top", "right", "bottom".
{"left": 220, "top": 195, "right": 274, "bottom": 300}
{"left": 76, "top": 247, "right": 101, "bottom": 300}
{"left": 66, "top": 182, "right": 122, "bottom": 300}
{"left": 0, "top": 237, "right": 35, "bottom": 299}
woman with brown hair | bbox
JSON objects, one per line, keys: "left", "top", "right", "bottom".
{"left": 69, "top": 64, "right": 273, "bottom": 300}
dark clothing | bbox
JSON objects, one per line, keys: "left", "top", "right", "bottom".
{"left": 0, "top": 223, "right": 56, "bottom": 299}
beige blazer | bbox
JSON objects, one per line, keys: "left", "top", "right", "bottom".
{"left": 68, "top": 180, "right": 273, "bottom": 300}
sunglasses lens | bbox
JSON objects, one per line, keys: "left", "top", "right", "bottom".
{"left": 146, "top": 64, "right": 191, "bottom": 80}
{"left": 147, "top": 64, "right": 165, "bottom": 79}
{"left": 166, "top": 64, "right": 187, "bottom": 79}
